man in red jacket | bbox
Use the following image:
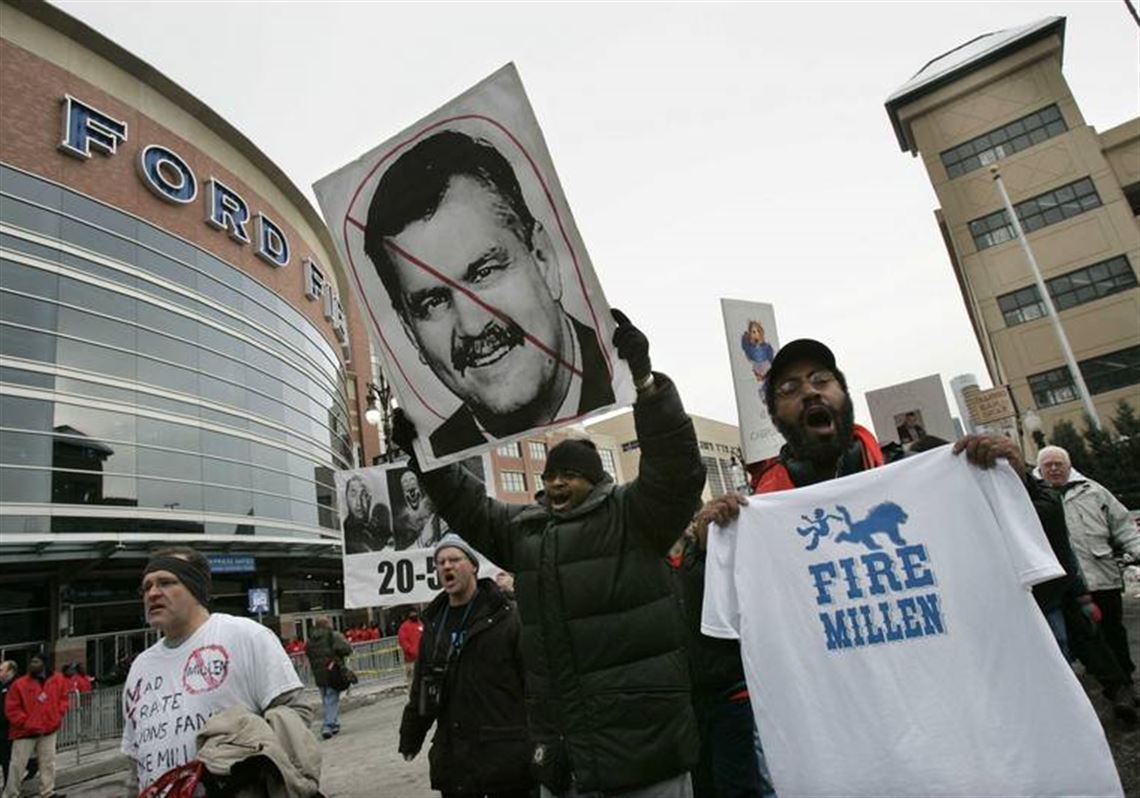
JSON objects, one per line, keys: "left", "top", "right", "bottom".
{"left": 3, "top": 653, "right": 69, "bottom": 798}
{"left": 397, "top": 610, "right": 424, "bottom": 685}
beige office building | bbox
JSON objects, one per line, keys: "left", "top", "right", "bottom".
{"left": 588, "top": 411, "right": 743, "bottom": 501}
{"left": 885, "top": 17, "right": 1139, "bottom": 437}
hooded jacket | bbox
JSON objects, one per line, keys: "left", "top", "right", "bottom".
{"left": 1056, "top": 476, "right": 1139, "bottom": 592}
{"left": 419, "top": 373, "right": 705, "bottom": 794}
{"left": 305, "top": 626, "right": 352, "bottom": 689}
{"left": 5, "top": 668, "right": 69, "bottom": 738}
{"left": 399, "top": 579, "right": 531, "bottom": 794}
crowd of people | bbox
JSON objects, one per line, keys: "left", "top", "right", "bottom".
{"left": 8, "top": 313, "right": 1134, "bottom": 797}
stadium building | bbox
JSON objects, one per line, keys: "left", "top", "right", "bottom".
{"left": 0, "top": 0, "right": 381, "bottom": 672}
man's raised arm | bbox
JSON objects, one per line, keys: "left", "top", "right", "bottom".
{"left": 391, "top": 409, "right": 524, "bottom": 569}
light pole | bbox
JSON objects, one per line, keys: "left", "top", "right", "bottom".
{"left": 990, "top": 165, "right": 1101, "bottom": 429}
{"left": 364, "top": 373, "right": 398, "bottom": 463}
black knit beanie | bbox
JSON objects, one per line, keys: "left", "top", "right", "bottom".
{"left": 143, "top": 555, "right": 211, "bottom": 608}
{"left": 544, "top": 439, "right": 605, "bottom": 485}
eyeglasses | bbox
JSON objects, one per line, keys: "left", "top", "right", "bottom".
{"left": 774, "top": 370, "right": 836, "bottom": 398}
{"left": 139, "top": 576, "right": 181, "bottom": 596}
{"left": 541, "top": 469, "right": 584, "bottom": 483}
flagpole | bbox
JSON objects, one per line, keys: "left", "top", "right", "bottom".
{"left": 990, "top": 165, "right": 1101, "bottom": 429}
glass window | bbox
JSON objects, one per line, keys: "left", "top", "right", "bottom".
{"left": 1080, "top": 345, "right": 1140, "bottom": 395}
{"left": 0, "top": 292, "right": 57, "bottom": 332}
{"left": 57, "top": 307, "right": 136, "bottom": 351}
{"left": 598, "top": 449, "right": 617, "bottom": 479}
{"left": 499, "top": 471, "right": 527, "bottom": 493}
{"left": 496, "top": 442, "right": 522, "bottom": 458}
{"left": 137, "top": 418, "right": 199, "bottom": 452}
{"left": 1027, "top": 366, "right": 1078, "bottom": 408}
{"left": 527, "top": 441, "right": 547, "bottom": 461}
{"left": 0, "top": 367, "right": 54, "bottom": 389}
{"left": 996, "top": 255, "right": 1137, "bottom": 327}
{"left": 1, "top": 258, "right": 59, "bottom": 300}
{"left": 0, "top": 431, "right": 51, "bottom": 466}
{"left": 138, "top": 448, "right": 202, "bottom": 482}
{"left": 0, "top": 325, "right": 56, "bottom": 363}
{"left": 940, "top": 105, "right": 1067, "bottom": 179}
{"left": 137, "top": 477, "right": 203, "bottom": 512}
{"left": 2, "top": 395, "right": 53, "bottom": 431}
{"left": 0, "top": 466, "right": 50, "bottom": 502}
{"left": 970, "top": 177, "right": 1103, "bottom": 252}
{"left": 0, "top": 195, "right": 62, "bottom": 239}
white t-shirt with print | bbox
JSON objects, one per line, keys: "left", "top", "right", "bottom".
{"left": 120, "top": 612, "right": 303, "bottom": 789}
{"left": 701, "top": 450, "right": 1122, "bottom": 798}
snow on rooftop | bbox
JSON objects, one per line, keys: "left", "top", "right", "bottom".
{"left": 887, "top": 16, "right": 1065, "bottom": 104}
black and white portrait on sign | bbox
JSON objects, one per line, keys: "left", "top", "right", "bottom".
{"left": 314, "top": 64, "right": 635, "bottom": 470}
{"left": 338, "top": 468, "right": 392, "bottom": 554}
{"left": 388, "top": 467, "right": 447, "bottom": 549}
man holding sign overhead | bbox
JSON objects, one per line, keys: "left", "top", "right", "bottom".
{"left": 393, "top": 312, "right": 705, "bottom": 797}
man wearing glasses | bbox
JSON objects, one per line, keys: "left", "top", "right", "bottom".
{"left": 391, "top": 310, "right": 706, "bottom": 798}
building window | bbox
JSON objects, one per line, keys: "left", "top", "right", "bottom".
{"left": 598, "top": 448, "right": 617, "bottom": 479}
{"left": 969, "top": 177, "right": 1102, "bottom": 251}
{"left": 499, "top": 471, "right": 527, "bottom": 493}
{"left": 1028, "top": 366, "right": 1078, "bottom": 408}
{"left": 997, "top": 255, "right": 1137, "bottom": 326}
{"left": 496, "top": 442, "right": 522, "bottom": 458}
{"left": 702, "top": 455, "right": 728, "bottom": 498}
{"left": 527, "top": 441, "right": 547, "bottom": 461}
{"left": 621, "top": 441, "right": 640, "bottom": 453}
{"left": 940, "top": 105, "right": 1067, "bottom": 179}
{"left": 1081, "top": 345, "right": 1140, "bottom": 396}
{"left": 1123, "top": 182, "right": 1140, "bottom": 216}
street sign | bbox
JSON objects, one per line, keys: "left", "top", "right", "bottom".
{"left": 208, "top": 555, "right": 256, "bottom": 574}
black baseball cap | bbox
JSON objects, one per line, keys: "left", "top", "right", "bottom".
{"left": 769, "top": 339, "right": 837, "bottom": 385}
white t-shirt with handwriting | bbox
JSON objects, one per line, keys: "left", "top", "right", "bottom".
{"left": 120, "top": 612, "right": 303, "bottom": 789}
{"left": 701, "top": 450, "right": 1121, "bottom": 797}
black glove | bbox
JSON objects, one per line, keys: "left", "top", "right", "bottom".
{"left": 611, "top": 308, "right": 651, "bottom": 383}
{"left": 390, "top": 408, "right": 420, "bottom": 471}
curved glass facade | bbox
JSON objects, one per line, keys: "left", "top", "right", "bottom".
{"left": 0, "top": 165, "right": 352, "bottom": 543}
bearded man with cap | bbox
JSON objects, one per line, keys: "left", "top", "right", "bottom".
{"left": 120, "top": 546, "right": 309, "bottom": 792}
{"left": 392, "top": 310, "right": 706, "bottom": 798}
{"left": 399, "top": 534, "right": 532, "bottom": 798}
{"left": 695, "top": 339, "right": 1023, "bottom": 530}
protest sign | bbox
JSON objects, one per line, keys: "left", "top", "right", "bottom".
{"left": 864, "top": 374, "right": 956, "bottom": 449}
{"left": 721, "top": 298, "right": 784, "bottom": 464}
{"left": 335, "top": 456, "right": 499, "bottom": 608}
{"left": 315, "top": 64, "right": 633, "bottom": 470}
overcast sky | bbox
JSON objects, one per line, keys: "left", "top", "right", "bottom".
{"left": 54, "top": 1, "right": 1138, "bottom": 433}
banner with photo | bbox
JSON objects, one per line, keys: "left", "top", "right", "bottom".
{"left": 314, "top": 63, "right": 634, "bottom": 471}
{"left": 335, "top": 456, "right": 500, "bottom": 608}
{"left": 721, "top": 299, "right": 784, "bottom": 464}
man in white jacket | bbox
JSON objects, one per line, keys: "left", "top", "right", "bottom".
{"left": 1039, "top": 445, "right": 1140, "bottom": 707}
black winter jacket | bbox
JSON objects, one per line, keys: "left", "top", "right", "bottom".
{"left": 420, "top": 374, "right": 705, "bottom": 793}
{"left": 399, "top": 579, "right": 532, "bottom": 795}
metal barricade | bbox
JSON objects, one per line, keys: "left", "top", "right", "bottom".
{"left": 57, "top": 686, "right": 125, "bottom": 761}
{"left": 290, "top": 636, "right": 407, "bottom": 690}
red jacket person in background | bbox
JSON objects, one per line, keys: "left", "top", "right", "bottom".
{"left": 3, "top": 652, "right": 69, "bottom": 798}
{"left": 397, "top": 610, "right": 424, "bottom": 684}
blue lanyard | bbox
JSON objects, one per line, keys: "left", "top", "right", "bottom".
{"left": 434, "top": 599, "right": 476, "bottom": 661}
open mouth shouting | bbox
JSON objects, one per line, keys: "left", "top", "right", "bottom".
{"left": 802, "top": 404, "right": 837, "bottom": 436}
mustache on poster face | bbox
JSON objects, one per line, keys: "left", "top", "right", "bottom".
{"left": 451, "top": 319, "right": 526, "bottom": 375}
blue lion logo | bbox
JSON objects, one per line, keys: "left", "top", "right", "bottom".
{"left": 833, "top": 502, "right": 909, "bottom": 550}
